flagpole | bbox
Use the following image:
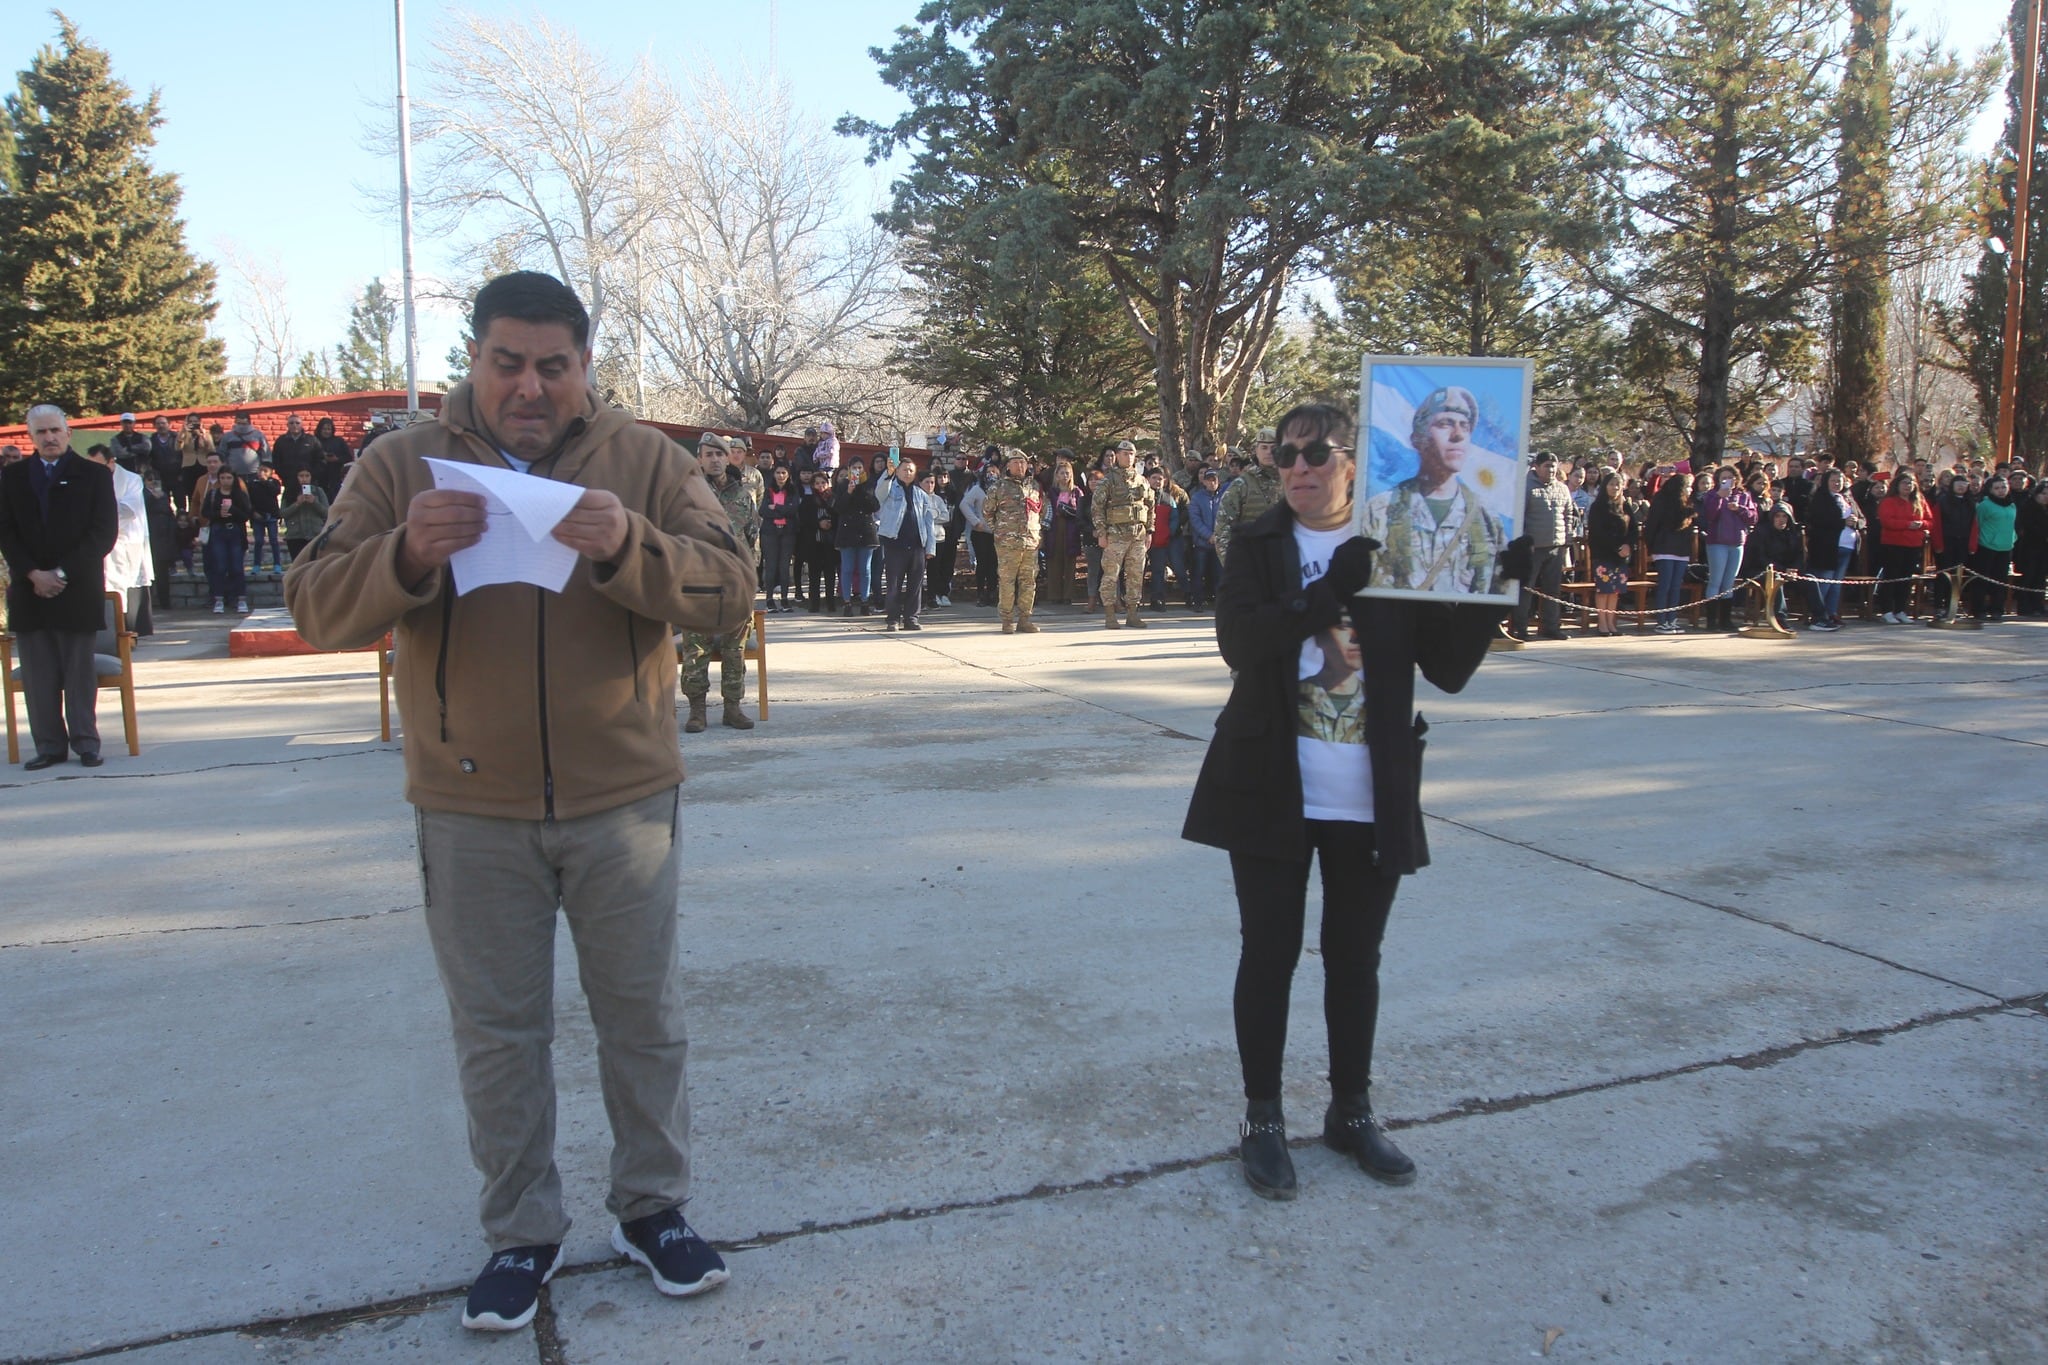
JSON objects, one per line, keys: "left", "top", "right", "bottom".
{"left": 395, "top": 0, "right": 421, "bottom": 414}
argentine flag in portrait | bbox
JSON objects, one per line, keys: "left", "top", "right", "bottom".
{"left": 1365, "top": 364, "right": 1525, "bottom": 536}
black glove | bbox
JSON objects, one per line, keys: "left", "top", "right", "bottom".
{"left": 1497, "top": 535, "right": 1534, "bottom": 584}
{"left": 1324, "top": 535, "right": 1377, "bottom": 600}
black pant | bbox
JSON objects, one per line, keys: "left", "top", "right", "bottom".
{"left": 760, "top": 527, "right": 796, "bottom": 602}
{"left": 971, "top": 530, "right": 997, "bottom": 602}
{"left": 1511, "top": 545, "right": 1565, "bottom": 635}
{"left": 806, "top": 548, "right": 838, "bottom": 605}
{"left": 1970, "top": 548, "right": 2012, "bottom": 618}
{"left": 1876, "top": 544, "right": 1920, "bottom": 615}
{"left": 882, "top": 538, "right": 925, "bottom": 624}
{"left": 1228, "top": 821, "right": 1400, "bottom": 1102}
{"left": 930, "top": 532, "right": 961, "bottom": 599}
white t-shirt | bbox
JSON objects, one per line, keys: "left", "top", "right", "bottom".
{"left": 1292, "top": 521, "right": 1373, "bottom": 823}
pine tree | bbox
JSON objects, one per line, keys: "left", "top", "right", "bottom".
{"left": 0, "top": 15, "right": 223, "bottom": 417}
{"left": 1828, "top": 0, "right": 1893, "bottom": 471}
{"left": 290, "top": 348, "right": 335, "bottom": 398}
{"left": 336, "top": 279, "right": 402, "bottom": 391}
{"left": 1309, "top": 0, "right": 1624, "bottom": 447}
{"left": 1956, "top": 0, "right": 2048, "bottom": 465}
{"left": 1579, "top": 0, "right": 1840, "bottom": 468}
{"left": 889, "top": 219, "right": 1156, "bottom": 451}
{"left": 852, "top": 0, "right": 1560, "bottom": 465}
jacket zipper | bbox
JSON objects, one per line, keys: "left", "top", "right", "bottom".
{"left": 536, "top": 588, "right": 555, "bottom": 823}
{"left": 626, "top": 615, "right": 642, "bottom": 703}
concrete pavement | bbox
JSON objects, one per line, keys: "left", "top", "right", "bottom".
{"left": 2, "top": 604, "right": 2042, "bottom": 1363}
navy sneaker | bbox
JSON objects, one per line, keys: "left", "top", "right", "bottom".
{"left": 612, "top": 1207, "right": 730, "bottom": 1298}
{"left": 461, "top": 1243, "right": 564, "bottom": 1332}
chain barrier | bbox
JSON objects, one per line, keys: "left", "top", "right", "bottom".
{"left": 1514, "top": 575, "right": 1765, "bottom": 621}
{"left": 1509, "top": 563, "right": 2043, "bottom": 626}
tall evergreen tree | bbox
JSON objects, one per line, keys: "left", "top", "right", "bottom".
{"left": 1829, "top": 0, "right": 1892, "bottom": 470}
{"left": 1578, "top": 0, "right": 1841, "bottom": 468}
{"left": 1956, "top": 0, "right": 2048, "bottom": 465}
{"left": 1309, "top": 0, "right": 1623, "bottom": 446}
{"left": 851, "top": 0, "right": 1586, "bottom": 465}
{"left": 889, "top": 206, "right": 1156, "bottom": 451}
{"left": 336, "top": 279, "right": 403, "bottom": 392}
{"left": 0, "top": 15, "right": 223, "bottom": 416}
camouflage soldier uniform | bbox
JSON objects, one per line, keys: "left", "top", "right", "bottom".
{"left": 1213, "top": 454, "right": 1281, "bottom": 567}
{"left": 983, "top": 448, "right": 1044, "bottom": 633}
{"left": 1091, "top": 442, "right": 1156, "bottom": 628}
{"left": 680, "top": 436, "right": 758, "bottom": 730}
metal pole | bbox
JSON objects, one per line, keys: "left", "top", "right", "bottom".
{"left": 1995, "top": 0, "right": 2044, "bottom": 466}
{"left": 395, "top": 0, "right": 421, "bottom": 414}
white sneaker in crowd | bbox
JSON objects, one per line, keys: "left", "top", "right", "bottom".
{"left": 211, "top": 598, "right": 224, "bottom": 614}
{"left": 234, "top": 597, "right": 249, "bottom": 614}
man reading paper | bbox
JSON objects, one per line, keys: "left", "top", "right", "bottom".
{"left": 285, "top": 272, "right": 755, "bottom": 1334}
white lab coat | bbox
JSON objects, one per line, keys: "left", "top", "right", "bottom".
{"left": 104, "top": 462, "right": 153, "bottom": 593}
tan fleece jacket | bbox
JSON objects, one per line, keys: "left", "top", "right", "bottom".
{"left": 284, "top": 383, "right": 755, "bottom": 820}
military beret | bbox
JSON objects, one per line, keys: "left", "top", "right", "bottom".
{"left": 1115, "top": 439, "right": 1137, "bottom": 453}
{"left": 698, "top": 431, "right": 729, "bottom": 452}
{"left": 1255, "top": 427, "right": 1277, "bottom": 444}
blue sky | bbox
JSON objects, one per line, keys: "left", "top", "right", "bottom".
{"left": 15, "top": 0, "right": 2023, "bottom": 388}
{"left": 25, "top": 1, "right": 925, "bottom": 384}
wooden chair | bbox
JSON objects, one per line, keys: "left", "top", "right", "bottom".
{"left": 674, "top": 609, "right": 769, "bottom": 719}
{"left": 376, "top": 632, "right": 396, "bottom": 742}
{"left": 2, "top": 590, "right": 140, "bottom": 763}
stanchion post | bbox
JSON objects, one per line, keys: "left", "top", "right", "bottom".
{"left": 1739, "top": 568, "right": 1796, "bottom": 638}
{"left": 1930, "top": 565, "right": 1982, "bottom": 629}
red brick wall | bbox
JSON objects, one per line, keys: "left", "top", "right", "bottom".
{"left": 0, "top": 391, "right": 929, "bottom": 465}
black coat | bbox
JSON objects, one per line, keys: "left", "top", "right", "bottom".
{"left": 0, "top": 453, "right": 119, "bottom": 633}
{"left": 1180, "top": 502, "right": 1501, "bottom": 877}
{"left": 1804, "top": 488, "right": 1850, "bottom": 568}
{"left": 830, "top": 483, "right": 880, "bottom": 549}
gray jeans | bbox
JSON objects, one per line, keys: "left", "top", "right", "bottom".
{"left": 415, "top": 787, "right": 690, "bottom": 1250}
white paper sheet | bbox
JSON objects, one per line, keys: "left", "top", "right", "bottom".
{"left": 424, "top": 458, "right": 586, "bottom": 595}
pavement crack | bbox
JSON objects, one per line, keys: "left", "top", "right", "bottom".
{"left": 17, "top": 994, "right": 2038, "bottom": 1365}
{"left": 1415, "top": 992, "right": 2044, "bottom": 1124}
{"left": 1425, "top": 811, "right": 2009, "bottom": 1003}
{"left": 0, "top": 906, "right": 415, "bottom": 950}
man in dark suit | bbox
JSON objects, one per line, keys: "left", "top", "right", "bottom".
{"left": 0, "top": 405, "right": 119, "bottom": 769}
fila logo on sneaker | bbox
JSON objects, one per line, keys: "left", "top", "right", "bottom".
{"left": 492, "top": 1253, "right": 537, "bottom": 1274}
{"left": 656, "top": 1227, "right": 689, "bottom": 1249}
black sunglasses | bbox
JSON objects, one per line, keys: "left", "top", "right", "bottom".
{"left": 1274, "top": 440, "right": 1350, "bottom": 469}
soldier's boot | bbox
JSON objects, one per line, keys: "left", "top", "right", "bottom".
{"left": 1104, "top": 605, "right": 1122, "bottom": 629}
{"left": 722, "top": 702, "right": 754, "bottom": 730}
{"left": 1124, "top": 609, "right": 1147, "bottom": 629}
{"left": 683, "top": 698, "right": 708, "bottom": 734}
{"left": 1000, "top": 617, "right": 1016, "bottom": 634}
{"left": 1016, "top": 617, "right": 1039, "bottom": 634}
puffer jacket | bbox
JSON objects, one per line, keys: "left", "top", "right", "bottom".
{"left": 284, "top": 381, "right": 756, "bottom": 821}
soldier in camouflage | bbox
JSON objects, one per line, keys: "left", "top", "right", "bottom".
{"left": 1213, "top": 426, "right": 1280, "bottom": 567}
{"left": 679, "top": 432, "right": 757, "bottom": 731}
{"left": 1091, "top": 439, "right": 1156, "bottom": 628}
{"left": 983, "top": 446, "right": 1044, "bottom": 633}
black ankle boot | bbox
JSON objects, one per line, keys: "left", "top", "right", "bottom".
{"left": 1239, "top": 1099, "right": 1297, "bottom": 1201}
{"left": 1324, "top": 1091, "right": 1415, "bottom": 1185}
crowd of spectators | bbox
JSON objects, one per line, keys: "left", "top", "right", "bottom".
{"left": 8, "top": 413, "right": 2043, "bottom": 637}
{"left": 1502, "top": 447, "right": 2046, "bottom": 636}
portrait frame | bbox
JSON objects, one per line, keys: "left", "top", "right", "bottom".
{"left": 1352, "top": 354, "right": 1534, "bottom": 605}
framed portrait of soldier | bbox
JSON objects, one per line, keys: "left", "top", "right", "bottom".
{"left": 1352, "top": 354, "right": 1533, "bottom": 604}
